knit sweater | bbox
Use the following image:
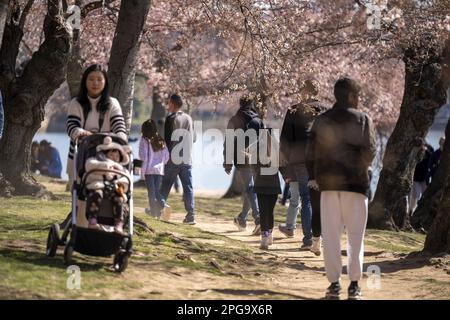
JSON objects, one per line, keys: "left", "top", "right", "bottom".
{"left": 66, "top": 96, "right": 127, "bottom": 159}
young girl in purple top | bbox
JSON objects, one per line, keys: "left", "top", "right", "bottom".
{"left": 139, "top": 119, "right": 170, "bottom": 218}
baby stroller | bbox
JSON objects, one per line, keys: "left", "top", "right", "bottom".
{"left": 45, "top": 133, "right": 134, "bottom": 272}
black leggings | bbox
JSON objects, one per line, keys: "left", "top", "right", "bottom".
{"left": 310, "top": 189, "right": 321, "bottom": 237}
{"left": 257, "top": 194, "right": 278, "bottom": 232}
{"left": 86, "top": 190, "right": 124, "bottom": 222}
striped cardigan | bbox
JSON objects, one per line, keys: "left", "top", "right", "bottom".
{"left": 66, "top": 97, "right": 127, "bottom": 160}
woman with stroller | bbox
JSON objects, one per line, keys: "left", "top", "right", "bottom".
{"left": 66, "top": 64, "right": 127, "bottom": 190}
{"left": 85, "top": 136, "right": 131, "bottom": 234}
{"left": 139, "top": 119, "right": 170, "bottom": 218}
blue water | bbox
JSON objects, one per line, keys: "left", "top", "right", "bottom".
{"left": 34, "top": 131, "right": 231, "bottom": 192}
{"left": 34, "top": 128, "right": 446, "bottom": 193}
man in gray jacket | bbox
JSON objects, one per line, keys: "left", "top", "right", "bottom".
{"left": 161, "top": 94, "right": 197, "bottom": 224}
{"left": 306, "top": 78, "right": 376, "bottom": 300}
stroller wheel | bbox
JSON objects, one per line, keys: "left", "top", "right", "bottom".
{"left": 64, "top": 244, "right": 74, "bottom": 265}
{"left": 113, "top": 251, "right": 129, "bottom": 273}
{"left": 46, "top": 223, "right": 60, "bottom": 257}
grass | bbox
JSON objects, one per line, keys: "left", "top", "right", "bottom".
{"left": 0, "top": 176, "right": 439, "bottom": 299}
{"left": 0, "top": 177, "right": 263, "bottom": 299}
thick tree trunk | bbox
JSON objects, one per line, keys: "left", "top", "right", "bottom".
{"left": 222, "top": 168, "right": 243, "bottom": 199}
{"left": 0, "top": 0, "right": 71, "bottom": 196}
{"left": 411, "top": 131, "right": 449, "bottom": 231}
{"left": 423, "top": 177, "right": 450, "bottom": 254}
{"left": 368, "top": 45, "right": 448, "bottom": 230}
{"left": 0, "top": 0, "right": 9, "bottom": 47}
{"left": 107, "top": 0, "right": 151, "bottom": 133}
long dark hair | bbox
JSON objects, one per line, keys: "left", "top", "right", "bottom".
{"left": 77, "top": 64, "right": 111, "bottom": 115}
{"left": 141, "top": 119, "right": 165, "bottom": 152}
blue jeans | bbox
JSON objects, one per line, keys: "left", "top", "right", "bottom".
{"left": 285, "top": 164, "right": 312, "bottom": 245}
{"left": 161, "top": 164, "right": 195, "bottom": 218}
{"left": 236, "top": 166, "right": 260, "bottom": 225}
{"left": 145, "top": 174, "right": 165, "bottom": 217}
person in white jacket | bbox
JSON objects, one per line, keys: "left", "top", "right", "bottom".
{"left": 85, "top": 136, "right": 131, "bottom": 234}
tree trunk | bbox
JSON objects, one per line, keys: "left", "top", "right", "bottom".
{"left": 66, "top": 0, "right": 82, "bottom": 98}
{"left": 423, "top": 177, "right": 450, "bottom": 254}
{"left": 368, "top": 44, "right": 448, "bottom": 230}
{"left": 222, "top": 168, "right": 243, "bottom": 198}
{"left": 0, "top": 0, "right": 72, "bottom": 196}
{"left": 411, "top": 131, "right": 449, "bottom": 231}
{"left": 151, "top": 85, "right": 166, "bottom": 135}
{"left": 107, "top": 0, "right": 151, "bottom": 133}
{"left": 0, "top": 0, "right": 9, "bottom": 48}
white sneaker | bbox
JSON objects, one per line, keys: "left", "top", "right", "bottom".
{"left": 311, "top": 236, "right": 321, "bottom": 256}
{"left": 260, "top": 232, "right": 270, "bottom": 250}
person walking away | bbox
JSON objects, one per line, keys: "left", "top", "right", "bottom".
{"left": 308, "top": 78, "right": 376, "bottom": 300}
{"left": 278, "top": 80, "right": 327, "bottom": 250}
{"left": 409, "top": 142, "right": 433, "bottom": 215}
{"left": 223, "top": 95, "right": 263, "bottom": 235}
{"left": 139, "top": 119, "right": 170, "bottom": 218}
{"left": 160, "top": 94, "right": 197, "bottom": 225}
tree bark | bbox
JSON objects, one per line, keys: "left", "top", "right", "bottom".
{"left": 66, "top": 0, "right": 82, "bottom": 98}
{"left": 424, "top": 139, "right": 450, "bottom": 254}
{"left": 0, "top": 0, "right": 9, "bottom": 48}
{"left": 0, "top": 0, "right": 72, "bottom": 196}
{"left": 107, "top": 0, "right": 151, "bottom": 133}
{"left": 413, "top": 118, "right": 450, "bottom": 230}
{"left": 222, "top": 168, "right": 244, "bottom": 199}
{"left": 368, "top": 43, "right": 448, "bottom": 230}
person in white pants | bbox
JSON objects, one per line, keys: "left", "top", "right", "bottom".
{"left": 306, "top": 77, "right": 376, "bottom": 300}
{"left": 321, "top": 191, "right": 368, "bottom": 285}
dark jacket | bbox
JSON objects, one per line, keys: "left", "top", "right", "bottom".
{"left": 38, "top": 146, "right": 62, "bottom": 179}
{"left": 253, "top": 126, "right": 281, "bottom": 195}
{"left": 306, "top": 103, "right": 376, "bottom": 197}
{"left": 279, "top": 101, "right": 328, "bottom": 179}
{"left": 428, "top": 148, "right": 442, "bottom": 180}
{"left": 414, "top": 145, "right": 433, "bottom": 183}
{"left": 223, "top": 105, "right": 264, "bottom": 169}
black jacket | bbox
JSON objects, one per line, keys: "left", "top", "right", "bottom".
{"left": 279, "top": 101, "right": 328, "bottom": 179}
{"left": 223, "top": 105, "right": 264, "bottom": 168}
{"left": 414, "top": 145, "right": 434, "bottom": 183}
{"left": 306, "top": 103, "right": 376, "bottom": 197}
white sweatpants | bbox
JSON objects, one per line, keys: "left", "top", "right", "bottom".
{"left": 321, "top": 191, "right": 368, "bottom": 283}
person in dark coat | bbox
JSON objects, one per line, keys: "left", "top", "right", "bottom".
{"left": 223, "top": 95, "right": 264, "bottom": 235}
{"left": 409, "top": 142, "right": 433, "bottom": 214}
{"left": 38, "top": 140, "right": 62, "bottom": 179}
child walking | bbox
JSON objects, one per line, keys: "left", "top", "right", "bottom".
{"left": 139, "top": 119, "right": 170, "bottom": 218}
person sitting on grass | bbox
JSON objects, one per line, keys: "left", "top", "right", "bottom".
{"left": 85, "top": 136, "right": 131, "bottom": 234}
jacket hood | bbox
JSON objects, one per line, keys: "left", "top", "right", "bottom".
{"left": 237, "top": 105, "right": 259, "bottom": 122}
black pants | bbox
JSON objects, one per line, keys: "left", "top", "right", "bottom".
{"left": 310, "top": 189, "right": 321, "bottom": 237}
{"left": 86, "top": 190, "right": 124, "bottom": 222}
{"left": 257, "top": 194, "right": 278, "bottom": 232}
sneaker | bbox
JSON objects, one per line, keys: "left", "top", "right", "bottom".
{"left": 300, "top": 243, "right": 312, "bottom": 251}
{"left": 161, "top": 204, "right": 172, "bottom": 221}
{"left": 310, "top": 237, "right": 321, "bottom": 256}
{"left": 183, "top": 216, "right": 196, "bottom": 225}
{"left": 233, "top": 217, "right": 247, "bottom": 231}
{"left": 268, "top": 230, "right": 274, "bottom": 245}
{"left": 260, "top": 231, "right": 270, "bottom": 250}
{"left": 144, "top": 208, "right": 151, "bottom": 216}
{"left": 325, "top": 282, "right": 341, "bottom": 300}
{"left": 348, "top": 283, "right": 362, "bottom": 300}
{"left": 252, "top": 224, "right": 261, "bottom": 236}
{"left": 278, "top": 224, "right": 294, "bottom": 238}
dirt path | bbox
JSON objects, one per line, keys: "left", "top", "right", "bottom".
{"left": 142, "top": 209, "right": 450, "bottom": 300}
